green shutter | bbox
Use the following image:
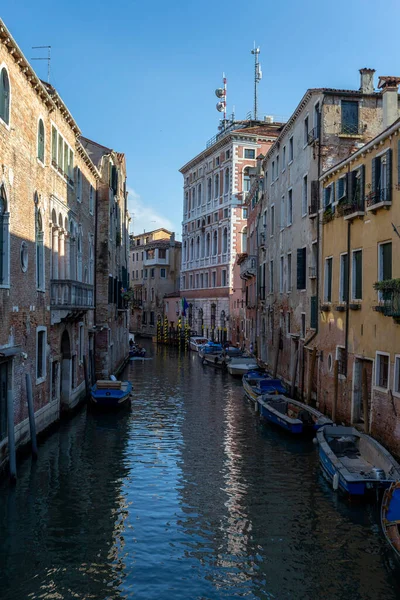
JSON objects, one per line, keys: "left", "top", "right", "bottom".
{"left": 382, "top": 243, "right": 392, "bottom": 281}
{"left": 386, "top": 148, "right": 392, "bottom": 203}
{"left": 297, "top": 248, "right": 306, "bottom": 290}
{"left": 371, "top": 157, "right": 377, "bottom": 192}
{"left": 359, "top": 165, "right": 365, "bottom": 209}
{"left": 354, "top": 250, "right": 362, "bottom": 299}
{"left": 327, "top": 258, "right": 332, "bottom": 302}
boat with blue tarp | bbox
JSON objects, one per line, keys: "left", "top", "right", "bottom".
{"left": 317, "top": 425, "right": 400, "bottom": 497}
{"left": 258, "top": 394, "right": 332, "bottom": 434}
{"left": 382, "top": 482, "right": 400, "bottom": 561}
{"left": 90, "top": 379, "right": 132, "bottom": 409}
{"left": 242, "top": 371, "right": 286, "bottom": 403}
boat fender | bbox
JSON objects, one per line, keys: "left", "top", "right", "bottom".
{"left": 333, "top": 472, "right": 339, "bottom": 491}
{"left": 312, "top": 437, "right": 318, "bottom": 445}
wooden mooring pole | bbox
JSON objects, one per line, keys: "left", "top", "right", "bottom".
{"left": 25, "top": 373, "right": 38, "bottom": 459}
{"left": 362, "top": 367, "right": 369, "bottom": 434}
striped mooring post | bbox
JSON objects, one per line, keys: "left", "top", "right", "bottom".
{"left": 184, "top": 322, "right": 189, "bottom": 349}
{"left": 164, "top": 316, "right": 168, "bottom": 344}
{"left": 157, "top": 318, "right": 161, "bottom": 343}
{"left": 178, "top": 316, "right": 182, "bottom": 350}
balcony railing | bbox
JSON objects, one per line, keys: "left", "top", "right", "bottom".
{"left": 376, "top": 288, "right": 400, "bottom": 320}
{"left": 366, "top": 187, "right": 391, "bottom": 210}
{"left": 307, "top": 126, "right": 320, "bottom": 145}
{"left": 51, "top": 280, "right": 94, "bottom": 310}
{"left": 340, "top": 123, "right": 365, "bottom": 136}
{"left": 144, "top": 257, "right": 167, "bottom": 266}
{"left": 240, "top": 256, "right": 257, "bottom": 280}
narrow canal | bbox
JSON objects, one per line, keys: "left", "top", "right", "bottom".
{"left": 1, "top": 344, "right": 399, "bottom": 600}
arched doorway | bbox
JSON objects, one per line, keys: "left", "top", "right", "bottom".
{"left": 60, "top": 330, "right": 71, "bottom": 407}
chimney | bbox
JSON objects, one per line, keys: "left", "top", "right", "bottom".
{"left": 378, "top": 76, "right": 400, "bottom": 129}
{"left": 170, "top": 232, "right": 175, "bottom": 247}
{"left": 359, "top": 68, "right": 375, "bottom": 94}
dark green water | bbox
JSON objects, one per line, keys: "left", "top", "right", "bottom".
{"left": 0, "top": 344, "right": 399, "bottom": 599}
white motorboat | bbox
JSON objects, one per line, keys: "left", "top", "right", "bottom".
{"left": 226, "top": 356, "right": 258, "bottom": 376}
{"left": 189, "top": 336, "right": 210, "bottom": 352}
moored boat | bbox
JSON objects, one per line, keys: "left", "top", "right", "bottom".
{"left": 189, "top": 336, "right": 210, "bottom": 352}
{"left": 226, "top": 355, "right": 259, "bottom": 376}
{"left": 242, "top": 371, "right": 286, "bottom": 402}
{"left": 258, "top": 394, "right": 332, "bottom": 434}
{"left": 381, "top": 482, "right": 400, "bottom": 561}
{"left": 90, "top": 379, "right": 132, "bottom": 409}
{"left": 317, "top": 426, "right": 400, "bottom": 497}
{"left": 198, "top": 342, "right": 223, "bottom": 359}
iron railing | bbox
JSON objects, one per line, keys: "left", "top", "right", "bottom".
{"left": 51, "top": 280, "right": 94, "bottom": 310}
{"left": 340, "top": 123, "right": 365, "bottom": 135}
{"left": 381, "top": 290, "right": 400, "bottom": 319}
{"left": 307, "top": 126, "right": 320, "bottom": 145}
{"left": 366, "top": 186, "right": 391, "bottom": 208}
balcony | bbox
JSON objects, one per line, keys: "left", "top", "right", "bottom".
{"left": 339, "top": 123, "right": 366, "bottom": 137}
{"left": 307, "top": 126, "right": 320, "bottom": 145}
{"left": 366, "top": 187, "right": 391, "bottom": 213}
{"left": 341, "top": 196, "right": 365, "bottom": 220}
{"left": 240, "top": 256, "right": 257, "bottom": 280}
{"left": 144, "top": 257, "right": 167, "bottom": 267}
{"left": 373, "top": 282, "right": 400, "bottom": 321}
{"left": 51, "top": 280, "right": 94, "bottom": 311}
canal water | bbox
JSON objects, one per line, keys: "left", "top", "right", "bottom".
{"left": 0, "top": 345, "right": 399, "bottom": 600}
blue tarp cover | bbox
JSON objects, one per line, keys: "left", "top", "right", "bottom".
{"left": 387, "top": 489, "right": 400, "bottom": 521}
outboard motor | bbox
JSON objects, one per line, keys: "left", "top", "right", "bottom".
{"left": 371, "top": 467, "right": 386, "bottom": 480}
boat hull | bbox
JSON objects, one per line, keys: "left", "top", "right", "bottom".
{"left": 90, "top": 381, "right": 132, "bottom": 410}
{"left": 258, "top": 400, "right": 303, "bottom": 434}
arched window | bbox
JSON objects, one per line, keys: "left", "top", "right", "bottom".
{"left": 224, "top": 169, "right": 229, "bottom": 194}
{"left": 196, "top": 236, "right": 200, "bottom": 259}
{"left": 191, "top": 188, "right": 196, "bottom": 210}
{"left": 206, "top": 232, "right": 211, "bottom": 257}
{"left": 243, "top": 167, "right": 251, "bottom": 193}
{"left": 37, "top": 119, "right": 45, "bottom": 163}
{"left": 207, "top": 178, "right": 212, "bottom": 202}
{"left": 36, "top": 208, "right": 45, "bottom": 290}
{"left": 197, "top": 183, "right": 202, "bottom": 207}
{"left": 222, "top": 227, "right": 228, "bottom": 253}
{"left": 212, "top": 230, "right": 218, "bottom": 256}
{"left": 0, "top": 68, "right": 10, "bottom": 125}
{"left": 214, "top": 174, "right": 219, "bottom": 199}
{"left": 0, "top": 185, "right": 10, "bottom": 285}
{"left": 190, "top": 238, "right": 194, "bottom": 260}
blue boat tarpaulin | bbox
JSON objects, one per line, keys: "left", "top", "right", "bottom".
{"left": 387, "top": 489, "right": 400, "bottom": 522}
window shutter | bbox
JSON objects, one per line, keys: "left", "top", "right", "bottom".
{"left": 331, "top": 183, "right": 336, "bottom": 214}
{"left": 311, "top": 180, "right": 318, "bottom": 211}
{"left": 355, "top": 251, "right": 362, "bottom": 299}
{"left": 297, "top": 248, "right": 306, "bottom": 290}
{"left": 371, "top": 157, "right": 377, "bottom": 192}
{"left": 398, "top": 140, "right": 400, "bottom": 185}
{"left": 359, "top": 165, "right": 365, "bottom": 209}
{"left": 382, "top": 243, "right": 392, "bottom": 281}
{"left": 386, "top": 148, "right": 392, "bottom": 203}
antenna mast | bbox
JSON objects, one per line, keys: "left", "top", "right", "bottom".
{"left": 251, "top": 43, "right": 262, "bottom": 121}
{"left": 31, "top": 46, "right": 51, "bottom": 83}
{"left": 215, "top": 73, "right": 227, "bottom": 131}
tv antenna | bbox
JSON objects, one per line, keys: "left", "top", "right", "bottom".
{"left": 31, "top": 46, "right": 51, "bottom": 83}
{"left": 251, "top": 43, "right": 262, "bottom": 121}
{"left": 215, "top": 73, "right": 227, "bottom": 130}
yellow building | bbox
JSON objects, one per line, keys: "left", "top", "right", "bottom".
{"left": 319, "top": 85, "right": 400, "bottom": 454}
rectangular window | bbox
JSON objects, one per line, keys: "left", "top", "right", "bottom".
{"left": 323, "top": 185, "right": 333, "bottom": 209}
{"left": 36, "top": 328, "right": 46, "bottom": 382}
{"left": 214, "top": 212, "right": 218, "bottom": 222}
{"left": 159, "top": 248, "right": 166, "bottom": 259}
{"left": 280, "top": 256, "right": 284, "bottom": 293}
{"left": 379, "top": 241, "right": 392, "bottom": 282}
{"left": 79, "top": 324, "right": 84, "bottom": 363}
{"left": 89, "top": 185, "right": 94, "bottom": 215}
{"left": 280, "top": 196, "right": 285, "bottom": 229}
{"left": 269, "top": 260, "right": 274, "bottom": 293}
{"left": 76, "top": 168, "right": 82, "bottom": 202}
{"left": 271, "top": 205, "right": 275, "bottom": 235}
{"left": 142, "top": 311, "right": 147, "bottom": 324}
{"left": 223, "top": 208, "right": 228, "bottom": 218}
{"left": 136, "top": 270, "right": 138, "bottom": 278}
{"left": 243, "top": 208, "right": 248, "bottom": 218}
{"left": 289, "top": 137, "right": 294, "bottom": 162}
{"left": 272, "top": 161, "right": 275, "bottom": 181}
{"left": 282, "top": 146, "right": 286, "bottom": 170}
{"left": 205, "top": 272, "right": 209, "bottom": 288}
{"left": 301, "top": 313, "right": 306, "bottom": 339}
{"left": 394, "top": 355, "right": 400, "bottom": 396}
{"left": 304, "top": 116, "right": 309, "bottom": 146}
{"left": 63, "top": 142, "right": 68, "bottom": 177}
{"left": 151, "top": 268, "right": 155, "bottom": 278}
{"left": 302, "top": 175, "right": 308, "bottom": 217}
{"left": 339, "top": 253, "right": 349, "bottom": 302}
{"left": 287, "top": 189, "right": 293, "bottom": 226}
{"left": 144, "top": 269, "right": 148, "bottom": 279}
{"left": 215, "top": 156, "right": 220, "bottom": 166}
{"left": 287, "top": 253, "right": 292, "bottom": 291}
{"left": 341, "top": 100, "right": 359, "bottom": 135}
{"left": 160, "top": 268, "right": 166, "bottom": 278}
{"left": 189, "top": 274, "right": 193, "bottom": 289}
{"left": 296, "top": 248, "right": 306, "bottom": 290}
{"left": 222, "top": 269, "right": 227, "bottom": 286}
{"left": 337, "top": 176, "right": 347, "bottom": 202}
{"left": 225, "top": 149, "right": 230, "bottom": 160}
{"left": 182, "top": 275, "right": 186, "bottom": 289}
{"left": 352, "top": 250, "right": 362, "bottom": 300}
{"left": 212, "top": 271, "right": 216, "bottom": 288}
{"left": 150, "top": 311, "right": 155, "bottom": 326}
{"left": 244, "top": 148, "right": 255, "bottom": 159}
{"left": 375, "top": 352, "right": 389, "bottom": 389}
{"left": 276, "top": 155, "right": 279, "bottom": 176}
{"left": 200, "top": 273, "right": 204, "bottom": 288}
{"left": 51, "top": 126, "right": 57, "bottom": 164}
{"left": 58, "top": 133, "right": 63, "bottom": 170}
{"left": 337, "top": 347, "right": 347, "bottom": 376}
{"left": 195, "top": 274, "right": 199, "bottom": 288}
{"left": 69, "top": 148, "right": 74, "bottom": 181}
{"left": 324, "top": 257, "right": 333, "bottom": 302}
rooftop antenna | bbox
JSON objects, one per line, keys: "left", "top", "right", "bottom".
{"left": 215, "top": 73, "right": 227, "bottom": 130}
{"left": 31, "top": 46, "right": 51, "bottom": 83}
{"left": 251, "top": 43, "right": 262, "bottom": 121}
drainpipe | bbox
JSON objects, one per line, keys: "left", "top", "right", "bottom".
{"left": 301, "top": 98, "right": 325, "bottom": 397}
{"left": 344, "top": 220, "right": 351, "bottom": 376}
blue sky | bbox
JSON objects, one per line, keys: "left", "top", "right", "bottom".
{"left": 2, "top": 1, "right": 400, "bottom": 238}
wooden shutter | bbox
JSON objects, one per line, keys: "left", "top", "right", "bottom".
{"left": 382, "top": 243, "right": 392, "bottom": 281}
{"left": 297, "top": 248, "right": 306, "bottom": 290}
{"left": 386, "top": 148, "right": 392, "bottom": 203}
{"left": 359, "top": 165, "right": 365, "bottom": 209}
{"left": 371, "top": 157, "right": 377, "bottom": 192}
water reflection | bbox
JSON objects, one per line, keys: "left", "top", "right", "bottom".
{"left": 0, "top": 344, "right": 399, "bottom": 600}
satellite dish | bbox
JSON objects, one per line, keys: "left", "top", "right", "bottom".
{"left": 215, "top": 88, "right": 225, "bottom": 98}
{"left": 216, "top": 102, "right": 225, "bottom": 112}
